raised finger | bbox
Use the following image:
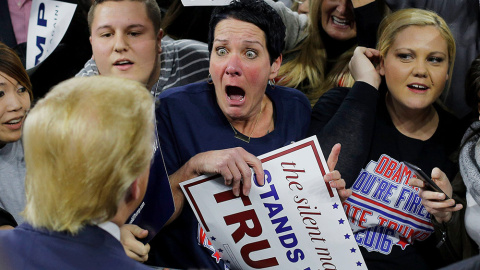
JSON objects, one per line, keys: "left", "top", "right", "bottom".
{"left": 327, "top": 143, "right": 341, "bottom": 172}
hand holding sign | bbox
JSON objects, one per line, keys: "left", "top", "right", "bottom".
{"left": 187, "top": 147, "right": 265, "bottom": 196}
{"left": 181, "top": 136, "right": 367, "bottom": 270}
{"left": 325, "top": 143, "right": 352, "bottom": 202}
{"left": 120, "top": 224, "right": 150, "bottom": 262}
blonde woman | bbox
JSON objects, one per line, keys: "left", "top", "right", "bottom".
{"left": 309, "top": 9, "right": 464, "bottom": 269}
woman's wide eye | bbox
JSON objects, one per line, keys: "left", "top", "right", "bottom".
{"left": 246, "top": 50, "right": 257, "bottom": 59}
{"left": 216, "top": 48, "right": 227, "bottom": 56}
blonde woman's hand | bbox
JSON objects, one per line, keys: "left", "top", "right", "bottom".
{"left": 409, "top": 168, "right": 462, "bottom": 223}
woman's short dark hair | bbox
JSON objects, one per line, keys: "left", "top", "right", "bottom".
{"left": 208, "top": 0, "right": 285, "bottom": 64}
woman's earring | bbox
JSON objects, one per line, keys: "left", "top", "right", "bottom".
{"left": 268, "top": 79, "right": 275, "bottom": 89}
{"left": 207, "top": 73, "right": 213, "bottom": 84}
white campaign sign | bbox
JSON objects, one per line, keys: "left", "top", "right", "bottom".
{"left": 181, "top": 0, "right": 230, "bottom": 6}
{"left": 26, "top": 0, "right": 77, "bottom": 69}
{"left": 181, "top": 136, "right": 367, "bottom": 270}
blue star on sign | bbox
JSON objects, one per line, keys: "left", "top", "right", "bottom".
{"left": 356, "top": 261, "right": 362, "bottom": 266}
{"left": 344, "top": 233, "right": 350, "bottom": 239}
{"left": 211, "top": 236, "right": 216, "bottom": 241}
{"left": 332, "top": 203, "right": 339, "bottom": 209}
{"left": 350, "top": 248, "right": 356, "bottom": 253}
{"left": 338, "top": 218, "right": 344, "bottom": 224}
{"left": 218, "top": 248, "right": 223, "bottom": 253}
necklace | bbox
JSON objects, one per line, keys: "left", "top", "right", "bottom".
{"left": 229, "top": 107, "right": 263, "bottom": 143}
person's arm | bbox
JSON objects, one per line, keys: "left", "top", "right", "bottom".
{"left": 264, "top": 0, "right": 309, "bottom": 51}
{"left": 308, "top": 47, "right": 381, "bottom": 187}
{"left": 352, "top": 0, "right": 383, "bottom": 48}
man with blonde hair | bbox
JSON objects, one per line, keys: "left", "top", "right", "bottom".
{"left": 0, "top": 76, "right": 155, "bottom": 270}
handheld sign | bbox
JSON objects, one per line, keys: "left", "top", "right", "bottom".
{"left": 128, "top": 130, "right": 175, "bottom": 243}
{"left": 26, "top": 0, "right": 77, "bottom": 69}
{"left": 181, "top": 0, "right": 230, "bottom": 6}
{"left": 181, "top": 136, "right": 367, "bottom": 270}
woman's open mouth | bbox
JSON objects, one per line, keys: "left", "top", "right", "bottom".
{"left": 3, "top": 116, "right": 24, "bottom": 130}
{"left": 332, "top": 16, "right": 350, "bottom": 26}
{"left": 226, "top": 86, "right": 245, "bottom": 103}
{"left": 407, "top": 83, "right": 429, "bottom": 93}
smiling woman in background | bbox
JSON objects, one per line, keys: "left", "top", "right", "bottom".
{"left": 276, "top": 0, "right": 359, "bottom": 104}
{"left": 0, "top": 42, "right": 32, "bottom": 229}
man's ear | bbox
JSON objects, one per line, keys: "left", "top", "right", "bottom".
{"left": 126, "top": 179, "right": 141, "bottom": 203}
{"left": 89, "top": 36, "right": 94, "bottom": 60}
{"left": 269, "top": 54, "right": 283, "bottom": 80}
{"left": 157, "top": 29, "right": 164, "bottom": 54}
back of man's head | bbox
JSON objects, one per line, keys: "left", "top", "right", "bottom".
{"left": 22, "top": 76, "right": 154, "bottom": 234}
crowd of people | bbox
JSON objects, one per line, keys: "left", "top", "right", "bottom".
{"left": 1, "top": 0, "right": 480, "bottom": 269}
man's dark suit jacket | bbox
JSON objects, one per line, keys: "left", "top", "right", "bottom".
{"left": 0, "top": 223, "right": 152, "bottom": 270}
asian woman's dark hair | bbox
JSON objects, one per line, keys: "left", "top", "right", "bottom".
{"left": 0, "top": 42, "right": 32, "bottom": 101}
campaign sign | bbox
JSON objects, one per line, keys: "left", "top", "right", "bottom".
{"left": 26, "top": 0, "right": 77, "bottom": 69}
{"left": 128, "top": 133, "right": 175, "bottom": 244}
{"left": 181, "top": 0, "right": 230, "bottom": 6}
{"left": 181, "top": 136, "right": 367, "bottom": 270}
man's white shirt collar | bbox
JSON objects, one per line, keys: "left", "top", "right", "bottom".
{"left": 98, "top": 221, "right": 121, "bottom": 241}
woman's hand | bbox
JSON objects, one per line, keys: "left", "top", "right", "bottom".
{"left": 168, "top": 147, "right": 264, "bottom": 222}
{"left": 325, "top": 143, "right": 352, "bottom": 202}
{"left": 349, "top": 46, "right": 382, "bottom": 89}
{"left": 187, "top": 147, "right": 264, "bottom": 197}
{"left": 120, "top": 224, "right": 150, "bottom": 262}
{"left": 409, "top": 168, "right": 463, "bottom": 223}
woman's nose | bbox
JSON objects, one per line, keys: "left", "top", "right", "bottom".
{"left": 413, "top": 61, "right": 428, "bottom": 78}
{"left": 6, "top": 93, "right": 23, "bottom": 112}
{"left": 336, "top": 0, "right": 347, "bottom": 14}
{"left": 225, "top": 55, "right": 242, "bottom": 76}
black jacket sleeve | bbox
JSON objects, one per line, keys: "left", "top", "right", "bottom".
{"left": 0, "top": 208, "right": 17, "bottom": 228}
{"left": 308, "top": 81, "right": 379, "bottom": 187}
